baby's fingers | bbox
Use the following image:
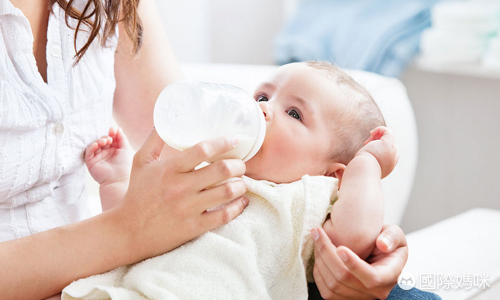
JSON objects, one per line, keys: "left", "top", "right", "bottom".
{"left": 375, "top": 126, "right": 395, "bottom": 144}
{"left": 108, "top": 127, "right": 117, "bottom": 139}
{"left": 364, "top": 127, "right": 385, "bottom": 143}
{"left": 96, "top": 136, "right": 113, "bottom": 148}
{"left": 115, "top": 128, "right": 129, "bottom": 149}
{"left": 363, "top": 127, "right": 383, "bottom": 145}
{"left": 84, "top": 142, "right": 99, "bottom": 161}
{"left": 108, "top": 127, "right": 129, "bottom": 149}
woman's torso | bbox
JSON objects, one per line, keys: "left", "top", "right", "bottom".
{"left": 0, "top": 0, "right": 117, "bottom": 241}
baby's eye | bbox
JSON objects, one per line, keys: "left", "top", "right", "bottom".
{"left": 256, "top": 95, "right": 269, "bottom": 102}
{"left": 287, "top": 109, "right": 301, "bottom": 121}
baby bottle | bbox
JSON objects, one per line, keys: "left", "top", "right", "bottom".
{"left": 153, "top": 80, "right": 266, "bottom": 162}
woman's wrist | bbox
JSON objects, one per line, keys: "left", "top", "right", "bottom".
{"left": 105, "top": 203, "right": 147, "bottom": 264}
{"left": 108, "top": 195, "right": 173, "bottom": 264}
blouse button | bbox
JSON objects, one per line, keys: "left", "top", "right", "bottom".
{"left": 52, "top": 123, "right": 64, "bottom": 135}
{"left": 50, "top": 45, "right": 62, "bottom": 57}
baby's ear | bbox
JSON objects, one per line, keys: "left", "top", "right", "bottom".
{"left": 325, "top": 162, "right": 346, "bottom": 186}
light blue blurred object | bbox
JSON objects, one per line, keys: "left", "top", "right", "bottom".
{"left": 275, "top": 0, "right": 446, "bottom": 78}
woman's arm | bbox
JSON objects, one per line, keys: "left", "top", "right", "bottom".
{"left": 113, "top": 0, "right": 183, "bottom": 150}
{"left": 0, "top": 130, "right": 248, "bottom": 300}
{"left": 0, "top": 208, "right": 137, "bottom": 299}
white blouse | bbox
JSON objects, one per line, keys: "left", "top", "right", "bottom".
{"left": 0, "top": 0, "right": 117, "bottom": 241}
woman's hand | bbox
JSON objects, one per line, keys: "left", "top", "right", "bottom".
{"left": 0, "top": 129, "right": 248, "bottom": 300}
{"left": 119, "top": 128, "right": 249, "bottom": 260}
{"left": 312, "top": 224, "right": 408, "bottom": 300}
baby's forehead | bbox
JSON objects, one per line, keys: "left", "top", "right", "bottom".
{"left": 280, "top": 64, "right": 348, "bottom": 104}
{"left": 275, "top": 64, "right": 352, "bottom": 120}
{"left": 257, "top": 63, "right": 360, "bottom": 119}
{"left": 270, "top": 63, "right": 345, "bottom": 94}
{"left": 273, "top": 62, "right": 327, "bottom": 77}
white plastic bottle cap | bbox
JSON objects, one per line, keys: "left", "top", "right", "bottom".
{"left": 154, "top": 80, "right": 266, "bottom": 162}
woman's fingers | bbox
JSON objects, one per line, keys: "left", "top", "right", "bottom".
{"left": 192, "top": 159, "right": 246, "bottom": 190}
{"left": 337, "top": 224, "right": 409, "bottom": 299}
{"left": 375, "top": 224, "right": 407, "bottom": 254}
{"left": 134, "top": 128, "right": 166, "bottom": 166}
{"left": 314, "top": 246, "right": 368, "bottom": 299}
{"left": 198, "top": 179, "right": 247, "bottom": 210}
{"left": 311, "top": 224, "right": 409, "bottom": 300}
{"left": 201, "top": 196, "right": 249, "bottom": 231}
{"left": 313, "top": 265, "right": 369, "bottom": 300}
{"left": 314, "top": 243, "right": 339, "bottom": 287}
{"left": 336, "top": 246, "right": 382, "bottom": 289}
{"left": 174, "top": 136, "right": 239, "bottom": 173}
{"left": 313, "top": 265, "right": 341, "bottom": 300}
{"left": 314, "top": 228, "right": 356, "bottom": 284}
{"left": 313, "top": 227, "right": 342, "bottom": 277}
{"left": 313, "top": 228, "right": 365, "bottom": 290}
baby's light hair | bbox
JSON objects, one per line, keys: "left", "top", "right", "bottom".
{"left": 305, "top": 61, "right": 386, "bottom": 165}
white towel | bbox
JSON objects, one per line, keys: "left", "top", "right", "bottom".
{"left": 62, "top": 175, "right": 338, "bottom": 300}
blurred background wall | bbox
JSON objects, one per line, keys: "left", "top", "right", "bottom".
{"left": 155, "top": 0, "right": 500, "bottom": 234}
{"left": 155, "top": 0, "right": 286, "bottom": 64}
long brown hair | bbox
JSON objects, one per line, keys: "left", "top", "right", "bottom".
{"left": 50, "top": 0, "right": 143, "bottom": 64}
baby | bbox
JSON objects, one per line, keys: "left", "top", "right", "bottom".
{"left": 65, "top": 61, "right": 397, "bottom": 299}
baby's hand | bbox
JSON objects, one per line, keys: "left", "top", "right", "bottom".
{"left": 356, "top": 126, "right": 398, "bottom": 178}
{"left": 85, "top": 127, "right": 132, "bottom": 185}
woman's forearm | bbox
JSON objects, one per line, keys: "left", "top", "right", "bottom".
{"left": 0, "top": 208, "right": 137, "bottom": 300}
{"left": 326, "top": 154, "right": 385, "bottom": 259}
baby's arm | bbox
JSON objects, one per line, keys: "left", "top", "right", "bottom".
{"left": 323, "top": 127, "right": 398, "bottom": 260}
{"left": 85, "top": 128, "right": 132, "bottom": 211}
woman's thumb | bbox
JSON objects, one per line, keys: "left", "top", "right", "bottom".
{"left": 134, "top": 128, "right": 166, "bottom": 165}
{"left": 376, "top": 224, "right": 407, "bottom": 253}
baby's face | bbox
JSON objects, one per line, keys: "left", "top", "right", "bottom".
{"left": 244, "top": 63, "right": 346, "bottom": 183}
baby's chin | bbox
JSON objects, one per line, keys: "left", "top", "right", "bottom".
{"left": 244, "top": 152, "right": 303, "bottom": 183}
{"left": 243, "top": 158, "right": 265, "bottom": 180}
{"left": 243, "top": 148, "right": 273, "bottom": 180}
{"left": 244, "top": 158, "right": 276, "bottom": 182}
{"left": 244, "top": 160, "right": 299, "bottom": 184}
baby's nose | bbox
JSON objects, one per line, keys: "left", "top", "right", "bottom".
{"left": 259, "top": 102, "right": 272, "bottom": 121}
